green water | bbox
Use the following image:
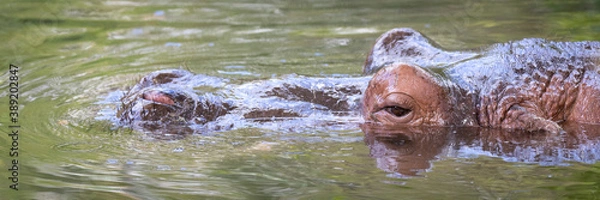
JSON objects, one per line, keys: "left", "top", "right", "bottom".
{"left": 1, "top": 0, "right": 600, "bottom": 199}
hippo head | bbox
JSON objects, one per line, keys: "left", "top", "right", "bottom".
{"left": 362, "top": 63, "right": 478, "bottom": 127}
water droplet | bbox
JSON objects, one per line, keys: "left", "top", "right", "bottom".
{"left": 154, "top": 10, "right": 165, "bottom": 17}
{"left": 106, "top": 159, "right": 119, "bottom": 165}
{"left": 173, "top": 147, "right": 184, "bottom": 153}
{"left": 224, "top": 65, "right": 245, "bottom": 69}
{"left": 131, "top": 28, "right": 144, "bottom": 35}
{"left": 157, "top": 165, "right": 171, "bottom": 171}
{"left": 165, "top": 42, "right": 181, "bottom": 47}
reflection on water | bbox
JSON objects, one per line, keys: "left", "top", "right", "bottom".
{"left": 363, "top": 123, "right": 600, "bottom": 177}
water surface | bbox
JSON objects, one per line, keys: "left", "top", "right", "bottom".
{"left": 1, "top": 0, "right": 600, "bottom": 199}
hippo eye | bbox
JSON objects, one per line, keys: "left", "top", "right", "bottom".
{"left": 384, "top": 106, "right": 411, "bottom": 117}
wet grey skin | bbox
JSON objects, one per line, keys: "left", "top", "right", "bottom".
{"left": 117, "top": 69, "right": 369, "bottom": 135}
{"left": 362, "top": 28, "right": 600, "bottom": 133}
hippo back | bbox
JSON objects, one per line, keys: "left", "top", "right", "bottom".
{"left": 446, "top": 38, "right": 600, "bottom": 126}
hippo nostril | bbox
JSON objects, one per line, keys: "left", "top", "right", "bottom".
{"left": 142, "top": 90, "right": 175, "bottom": 105}
{"left": 384, "top": 106, "right": 411, "bottom": 117}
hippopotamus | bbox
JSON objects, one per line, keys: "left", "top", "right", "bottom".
{"left": 115, "top": 27, "right": 600, "bottom": 135}
{"left": 362, "top": 28, "right": 600, "bottom": 133}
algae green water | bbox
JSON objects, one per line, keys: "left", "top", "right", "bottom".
{"left": 1, "top": 0, "right": 600, "bottom": 199}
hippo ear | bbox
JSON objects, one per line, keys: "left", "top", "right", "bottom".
{"left": 363, "top": 28, "right": 478, "bottom": 76}
{"left": 363, "top": 28, "right": 435, "bottom": 75}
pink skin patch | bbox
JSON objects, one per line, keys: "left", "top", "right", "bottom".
{"left": 142, "top": 90, "right": 175, "bottom": 105}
